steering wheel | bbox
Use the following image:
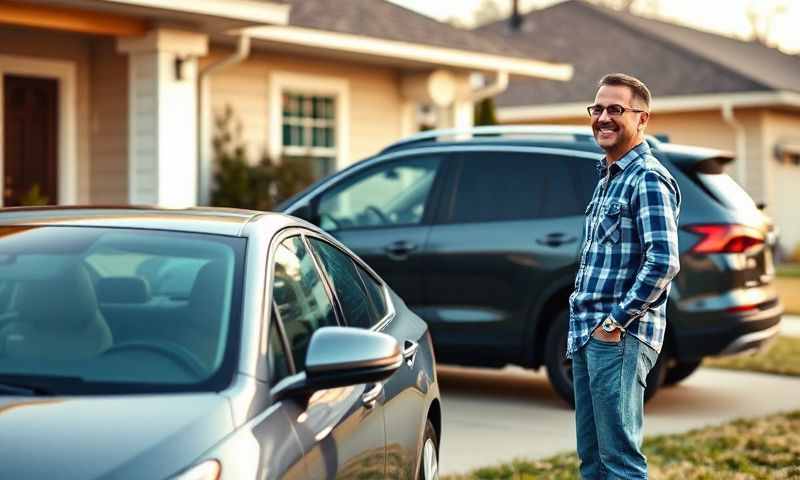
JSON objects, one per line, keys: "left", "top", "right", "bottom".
{"left": 364, "top": 205, "right": 390, "bottom": 225}
{"left": 102, "top": 341, "right": 208, "bottom": 378}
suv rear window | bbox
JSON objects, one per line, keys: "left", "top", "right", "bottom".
{"left": 695, "top": 172, "right": 760, "bottom": 214}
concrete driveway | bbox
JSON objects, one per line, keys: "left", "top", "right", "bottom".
{"left": 438, "top": 364, "right": 800, "bottom": 475}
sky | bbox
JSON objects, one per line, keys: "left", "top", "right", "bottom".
{"left": 388, "top": 0, "right": 800, "bottom": 54}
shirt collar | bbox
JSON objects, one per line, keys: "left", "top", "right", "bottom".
{"left": 595, "top": 141, "right": 650, "bottom": 177}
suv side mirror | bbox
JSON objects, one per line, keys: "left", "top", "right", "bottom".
{"left": 276, "top": 327, "right": 402, "bottom": 400}
{"left": 290, "top": 204, "right": 318, "bottom": 225}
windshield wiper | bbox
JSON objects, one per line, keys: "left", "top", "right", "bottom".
{"left": 0, "top": 374, "right": 89, "bottom": 396}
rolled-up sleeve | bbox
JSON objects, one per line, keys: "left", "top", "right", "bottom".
{"left": 610, "top": 169, "right": 681, "bottom": 327}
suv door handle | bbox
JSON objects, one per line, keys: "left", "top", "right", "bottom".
{"left": 361, "top": 383, "right": 383, "bottom": 408}
{"left": 536, "top": 233, "right": 577, "bottom": 247}
{"left": 384, "top": 241, "right": 417, "bottom": 261}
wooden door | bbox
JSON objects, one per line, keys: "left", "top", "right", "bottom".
{"left": 3, "top": 75, "right": 58, "bottom": 206}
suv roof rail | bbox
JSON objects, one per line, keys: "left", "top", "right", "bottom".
{"left": 381, "top": 125, "right": 598, "bottom": 153}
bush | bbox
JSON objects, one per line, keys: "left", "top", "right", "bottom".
{"left": 210, "top": 106, "right": 313, "bottom": 211}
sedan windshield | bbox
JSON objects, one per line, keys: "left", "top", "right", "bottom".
{"left": 0, "top": 226, "right": 245, "bottom": 394}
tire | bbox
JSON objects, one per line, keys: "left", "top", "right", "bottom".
{"left": 417, "top": 419, "right": 439, "bottom": 480}
{"left": 544, "top": 309, "right": 575, "bottom": 408}
{"left": 544, "top": 309, "right": 665, "bottom": 407}
{"left": 663, "top": 359, "right": 701, "bottom": 387}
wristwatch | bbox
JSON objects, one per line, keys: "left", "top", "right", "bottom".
{"left": 601, "top": 316, "right": 624, "bottom": 333}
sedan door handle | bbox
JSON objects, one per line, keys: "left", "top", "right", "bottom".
{"left": 403, "top": 340, "right": 419, "bottom": 367}
{"left": 384, "top": 241, "right": 418, "bottom": 261}
{"left": 362, "top": 383, "right": 383, "bottom": 409}
{"left": 536, "top": 233, "right": 577, "bottom": 248}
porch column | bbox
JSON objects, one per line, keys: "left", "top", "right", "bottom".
{"left": 118, "top": 29, "right": 208, "bottom": 207}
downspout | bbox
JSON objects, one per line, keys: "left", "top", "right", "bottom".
{"left": 450, "top": 71, "right": 509, "bottom": 138}
{"left": 467, "top": 70, "right": 509, "bottom": 103}
{"left": 721, "top": 101, "right": 747, "bottom": 188}
{"left": 197, "top": 34, "right": 251, "bottom": 205}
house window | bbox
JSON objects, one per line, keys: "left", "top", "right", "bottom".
{"left": 281, "top": 92, "right": 336, "bottom": 179}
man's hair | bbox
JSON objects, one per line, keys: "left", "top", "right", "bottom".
{"left": 598, "top": 73, "right": 651, "bottom": 110}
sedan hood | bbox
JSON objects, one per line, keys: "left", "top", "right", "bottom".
{"left": 0, "top": 393, "right": 234, "bottom": 480}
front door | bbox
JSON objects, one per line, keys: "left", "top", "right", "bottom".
{"left": 3, "top": 75, "right": 58, "bottom": 206}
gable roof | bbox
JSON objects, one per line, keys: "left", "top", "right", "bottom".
{"left": 478, "top": 0, "right": 800, "bottom": 108}
{"left": 284, "top": 0, "right": 534, "bottom": 61}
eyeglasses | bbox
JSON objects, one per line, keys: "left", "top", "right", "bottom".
{"left": 587, "top": 104, "right": 646, "bottom": 117}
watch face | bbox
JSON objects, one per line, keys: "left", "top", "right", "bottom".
{"left": 602, "top": 318, "right": 615, "bottom": 332}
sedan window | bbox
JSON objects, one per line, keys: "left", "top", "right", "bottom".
{"left": 272, "top": 236, "right": 338, "bottom": 371}
{"left": 308, "top": 238, "right": 380, "bottom": 328}
{"left": 317, "top": 156, "right": 441, "bottom": 230}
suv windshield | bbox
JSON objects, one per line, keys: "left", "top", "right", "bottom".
{"left": 0, "top": 226, "right": 245, "bottom": 394}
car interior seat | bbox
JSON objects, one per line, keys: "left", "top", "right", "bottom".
{"left": 0, "top": 263, "right": 113, "bottom": 360}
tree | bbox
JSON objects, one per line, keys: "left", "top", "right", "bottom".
{"left": 745, "top": 0, "right": 788, "bottom": 47}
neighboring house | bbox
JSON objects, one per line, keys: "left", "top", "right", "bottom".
{"left": 0, "top": 0, "right": 571, "bottom": 210}
{"left": 479, "top": 0, "right": 800, "bottom": 255}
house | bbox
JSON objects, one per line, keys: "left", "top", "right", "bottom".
{"left": 0, "top": 0, "right": 571, "bottom": 210}
{"left": 479, "top": 0, "right": 800, "bottom": 256}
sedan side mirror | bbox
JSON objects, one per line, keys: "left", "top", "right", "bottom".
{"left": 276, "top": 327, "right": 402, "bottom": 400}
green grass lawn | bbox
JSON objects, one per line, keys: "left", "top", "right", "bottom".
{"left": 776, "top": 262, "right": 800, "bottom": 278}
{"left": 703, "top": 336, "right": 800, "bottom": 377}
{"left": 443, "top": 411, "right": 800, "bottom": 480}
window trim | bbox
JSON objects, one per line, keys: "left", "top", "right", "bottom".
{"left": 269, "top": 71, "right": 350, "bottom": 172}
{"left": 263, "top": 228, "right": 343, "bottom": 388}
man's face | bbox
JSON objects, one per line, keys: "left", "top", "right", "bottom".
{"left": 591, "top": 85, "right": 647, "bottom": 155}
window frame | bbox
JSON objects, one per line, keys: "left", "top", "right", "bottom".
{"left": 310, "top": 153, "right": 451, "bottom": 233}
{"left": 263, "top": 228, "right": 344, "bottom": 388}
{"left": 269, "top": 71, "right": 350, "bottom": 179}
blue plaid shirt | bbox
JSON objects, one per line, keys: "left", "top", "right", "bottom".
{"left": 567, "top": 142, "right": 681, "bottom": 358}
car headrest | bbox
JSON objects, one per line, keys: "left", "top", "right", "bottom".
{"left": 18, "top": 264, "right": 100, "bottom": 331}
{"left": 96, "top": 277, "right": 151, "bottom": 304}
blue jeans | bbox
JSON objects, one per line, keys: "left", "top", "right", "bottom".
{"left": 572, "top": 332, "right": 660, "bottom": 479}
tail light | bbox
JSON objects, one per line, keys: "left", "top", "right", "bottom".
{"left": 685, "top": 224, "right": 765, "bottom": 254}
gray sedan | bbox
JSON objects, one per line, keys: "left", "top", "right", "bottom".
{"left": 0, "top": 207, "right": 441, "bottom": 480}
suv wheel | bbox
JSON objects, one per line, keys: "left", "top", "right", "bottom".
{"left": 544, "top": 309, "right": 665, "bottom": 408}
{"left": 544, "top": 310, "right": 575, "bottom": 408}
{"left": 663, "top": 359, "right": 701, "bottom": 386}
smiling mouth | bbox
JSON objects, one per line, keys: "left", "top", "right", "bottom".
{"left": 596, "top": 124, "right": 618, "bottom": 137}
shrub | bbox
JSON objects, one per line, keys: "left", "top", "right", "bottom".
{"left": 210, "top": 105, "right": 313, "bottom": 211}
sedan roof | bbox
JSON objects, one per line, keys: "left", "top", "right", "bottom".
{"left": 0, "top": 206, "right": 289, "bottom": 237}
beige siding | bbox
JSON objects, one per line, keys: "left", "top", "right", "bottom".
{"left": 89, "top": 38, "right": 128, "bottom": 204}
{"left": 206, "top": 48, "right": 403, "bottom": 169}
{"left": 763, "top": 110, "right": 800, "bottom": 255}
{"left": 0, "top": 25, "right": 91, "bottom": 203}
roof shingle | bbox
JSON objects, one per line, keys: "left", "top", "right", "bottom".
{"left": 284, "top": 0, "right": 536, "bottom": 60}
{"left": 478, "top": 0, "right": 800, "bottom": 107}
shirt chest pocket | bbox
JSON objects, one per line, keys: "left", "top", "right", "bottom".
{"left": 597, "top": 202, "right": 631, "bottom": 244}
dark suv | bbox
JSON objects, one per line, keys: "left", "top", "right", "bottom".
{"left": 279, "top": 126, "right": 783, "bottom": 405}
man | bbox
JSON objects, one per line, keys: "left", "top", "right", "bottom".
{"left": 568, "top": 73, "right": 681, "bottom": 479}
